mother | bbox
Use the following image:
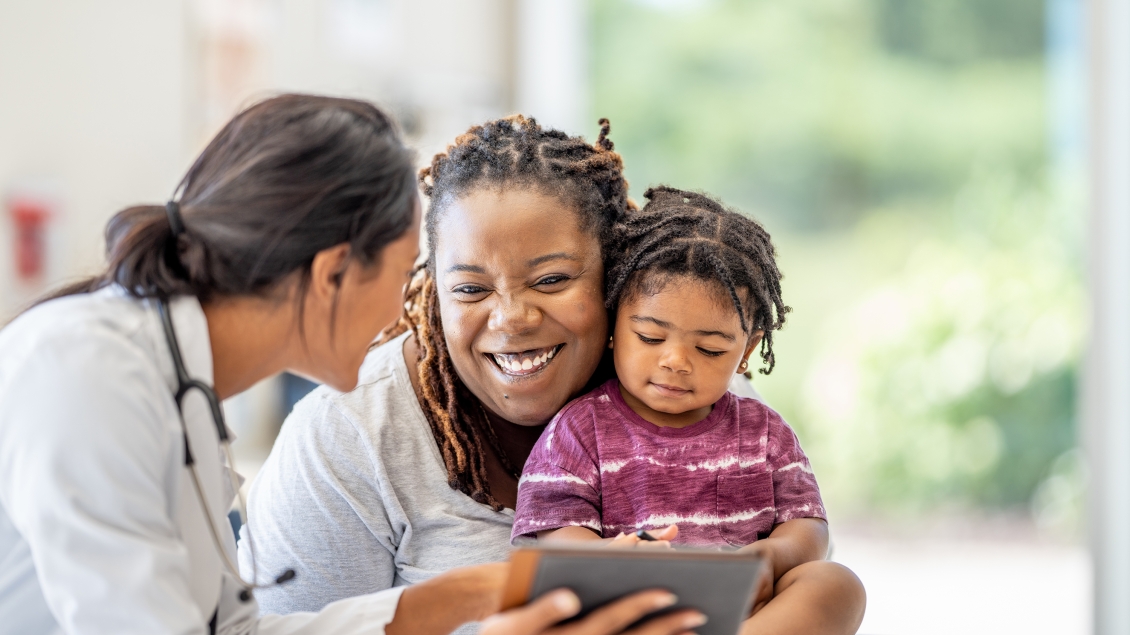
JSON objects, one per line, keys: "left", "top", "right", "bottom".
{"left": 241, "top": 116, "right": 669, "bottom": 631}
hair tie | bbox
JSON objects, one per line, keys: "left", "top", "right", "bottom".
{"left": 165, "top": 201, "right": 185, "bottom": 237}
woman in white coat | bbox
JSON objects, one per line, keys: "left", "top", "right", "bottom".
{"left": 0, "top": 94, "right": 701, "bottom": 635}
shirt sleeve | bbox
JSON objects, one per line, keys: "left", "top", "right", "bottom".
{"left": 0, "top": 329, "right": 209, "bottom": 635}
{"left": 238, "top": 394, "right": 399, "bottom": 616}
{"left": 214, "top": 567, "right": 405, "bottom": 635}
{"left": 511, "top": 403, "right": 603, "bottom": 542}
{"left": 764, "top": 410, "right": 827, "bottom": 525}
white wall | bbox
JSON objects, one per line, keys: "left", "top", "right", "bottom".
{"left": 1085, "top": 1, "right": 1130, "bottom": 633}
{"left": 0, "top": 1, "right": 192, "bottom": 318}
{"left": 0, "top": 0, "right": 585, "bottom": 453}
{"left": 514, "top": 0, "right": 588, "bottom": 136}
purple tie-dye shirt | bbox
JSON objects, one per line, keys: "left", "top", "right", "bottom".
{"left": 512, "top": 379, "right": 826, "bottom": 547}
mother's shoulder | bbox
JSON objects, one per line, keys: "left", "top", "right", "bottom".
{"left": 286, "top": 332, "right": 421, "bottom": 438}
{"left": 355, "top": 331, "right": 413, "bottom": 390}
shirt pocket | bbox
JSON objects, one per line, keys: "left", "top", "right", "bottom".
{"left": 715, "top": 472, "right": 775, "bottom": 547}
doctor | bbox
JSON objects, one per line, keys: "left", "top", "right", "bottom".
{"left": 0, "top": 94, "right": 701, "bottom": 635}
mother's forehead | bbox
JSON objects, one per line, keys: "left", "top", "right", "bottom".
{"left": 433, "top": 189, "right": 592, "bottom": 244}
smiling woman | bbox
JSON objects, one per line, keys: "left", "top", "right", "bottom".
{"left": 238, "top": 115, "right": 659, "bottom": 634}
{"left": 436, "top": 188, "right": 608, "bottom": 430}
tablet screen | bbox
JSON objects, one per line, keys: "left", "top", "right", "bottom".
{"left": 504, "top": 547, "right": 763, "bottom": 635}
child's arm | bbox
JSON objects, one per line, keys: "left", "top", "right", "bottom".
{"left": 538, "top": 526, "right": 603, "bottom": 543}
{"left": 737, "top": 519, "right": 865, "bottom": 635}
{"left": 739, "top": 518, "right": 829, "bottom": 613}
{"left": 538, "top": 524, "right": 680, "bottom": 548}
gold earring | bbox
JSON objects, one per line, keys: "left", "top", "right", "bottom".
{"left": 608, "top": 336, "right": 614, "bottom": 349}
{"left": 738, "top": 360, "right": 749, "bottom": 372}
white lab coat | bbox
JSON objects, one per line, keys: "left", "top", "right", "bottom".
{"left": 0, "top": 287, "right": 404, "bottom": 634}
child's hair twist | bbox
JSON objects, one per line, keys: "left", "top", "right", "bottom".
{"left": 605, "top": 185, "right": 790, "bottom": 376}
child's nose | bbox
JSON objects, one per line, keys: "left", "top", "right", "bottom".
{"left": 659, "top": 346, "right": 692, "bottom": 374}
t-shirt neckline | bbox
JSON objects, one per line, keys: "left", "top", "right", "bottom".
{"left": 604, "top": 379, "right": 733, "bottom": 438}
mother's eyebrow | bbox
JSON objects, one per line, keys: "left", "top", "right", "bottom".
{"left": 445, "top": 263, "right": 486, "bottom": 274}
{"left": 527, "top": 252, "right": 580, "bottom": 267}
{"left": 444, "top": 253, "right": 579, "bottom": 274}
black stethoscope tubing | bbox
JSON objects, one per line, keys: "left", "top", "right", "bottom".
{"left": 156, "top": 297, "right": 295, "bottom": 604}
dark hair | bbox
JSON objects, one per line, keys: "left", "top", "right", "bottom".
{"left": 40, "top": 94, "right": 417, "bottom": 313}
{"left": 605, "top": 185, "right": 790, "bottom": 375}
{"left": 381, "top": 115, "right": 631, "bottom": 510}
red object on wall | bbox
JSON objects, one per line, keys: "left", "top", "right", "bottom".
{"left": 9, "top": 199, "right": 52, "bottom": 282}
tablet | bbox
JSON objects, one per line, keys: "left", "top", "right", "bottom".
{"left": 501, "top": 545, "right": 764, "bottom": 635}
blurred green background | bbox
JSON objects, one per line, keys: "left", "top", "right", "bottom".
{"left": 590, "top": 0, "right": 1084, "bottom": 531}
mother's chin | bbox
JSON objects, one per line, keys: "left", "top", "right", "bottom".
{"left": 469, "top": 335, "right": 608, "bottom": 427}
{"left": 472, "top": 343, "right": 592, "bottom": 427}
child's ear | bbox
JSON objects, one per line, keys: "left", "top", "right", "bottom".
{"left": 738, "top": 330, "right": 765, "bottom": 373}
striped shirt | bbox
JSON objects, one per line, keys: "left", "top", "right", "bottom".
{"left": 512, "top": 379, "right": 825, "bottom": 547}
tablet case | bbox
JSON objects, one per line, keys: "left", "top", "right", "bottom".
{"left": 502, "top": 546, "right": 763, "bottom": 635}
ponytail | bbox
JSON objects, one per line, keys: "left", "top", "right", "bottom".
{"left": 30, "top": 94, "right": 418, "bottom": 310}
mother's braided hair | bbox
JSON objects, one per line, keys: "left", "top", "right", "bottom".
{"left": 380, "top": 115, "right": 632, "bottom": 510}
{"left": 605, "top": 186, "right": 790, "bottom": 376}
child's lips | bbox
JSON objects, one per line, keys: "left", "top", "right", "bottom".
{"left": 650, "top": 382, "right": 692, "bottom": 397}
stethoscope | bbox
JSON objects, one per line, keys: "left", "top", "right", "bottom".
{"left": 156, "top": 297, "right": 295, "bottom": 603}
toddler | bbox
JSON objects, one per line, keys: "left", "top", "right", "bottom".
{"left": 512, "top": 186, "right": 865, "bottom": 635}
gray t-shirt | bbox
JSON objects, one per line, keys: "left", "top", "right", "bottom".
{"left": 238, "top": 333, "right": 514, "bottom": 619}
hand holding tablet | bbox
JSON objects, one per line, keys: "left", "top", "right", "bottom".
{"left": 483, "top": 588, "right": 707, "bottom": 635}
{"left": 501, "top": 546, "right": 765, "bottom": 635}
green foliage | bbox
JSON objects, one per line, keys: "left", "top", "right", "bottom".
{"left": 877, "top": 0, "right": 1046, "bottom": 63}
{"left": 789, "top": 173, "right": 1083, "bottom": 514}
{"left": 591, "top": 0, "right": 1047, "bottom": 231}
{"left": 591, "top": 0, "right": 1083, "bottom": 519}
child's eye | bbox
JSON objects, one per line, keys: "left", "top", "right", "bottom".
{"left": 636, "top": 333, "right": 663, "bottom": 345}
{"left": 697, "top": 347, "right": 726, "bottom": 357}
{"left": 535, "top": 274, "right": 571, "bottom": 288}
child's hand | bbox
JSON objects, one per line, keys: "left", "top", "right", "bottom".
{"left": 606, "top": 524, "right": 679, "bottom": 550}
{"left": 737, "top": 541, "right": 776, "bottom": 615}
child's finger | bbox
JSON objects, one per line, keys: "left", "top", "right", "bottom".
{"left": 607, "top": 532, "right": 642, "bottom": 549}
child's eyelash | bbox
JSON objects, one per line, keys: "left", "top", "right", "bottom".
{"left": 636, "top": 334, "right": 662, "bottom": 344}
{"left": 697, "top": 348, "right": 726, "bottom": 357}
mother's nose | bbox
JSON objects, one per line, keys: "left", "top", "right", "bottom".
{"left": 487, "top": 294, "right": 543, "bottom": 333}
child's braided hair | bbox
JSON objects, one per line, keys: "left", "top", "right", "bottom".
{"left": 605, "top": 186, "right": 790, "bottom": 376}
{"left": 380, "top": 115, "right": 632, "bottom": 510}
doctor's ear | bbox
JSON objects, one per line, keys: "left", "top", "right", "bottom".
{"left": 308, "top": 243, "right": 353, "bottom": 299}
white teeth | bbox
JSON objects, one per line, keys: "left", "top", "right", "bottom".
{"left": 491, "top": 346, "right": 561, "bottom": 374}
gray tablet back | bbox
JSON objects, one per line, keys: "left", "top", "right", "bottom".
{"left": 529, "top": 553, "right": 761, "bottom": 635}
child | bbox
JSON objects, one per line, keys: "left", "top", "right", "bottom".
{"left": 512, "top": 186, "right": 865, "bottom": 634}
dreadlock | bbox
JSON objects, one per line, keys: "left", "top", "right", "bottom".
{"left": 379, "top": 115, "right": 631, "bottom": 510}
{"left": 605, "top": 185, "right": 791, "bottom": 376}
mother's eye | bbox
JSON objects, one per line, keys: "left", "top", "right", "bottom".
{"left": 534, "top": 274, "right": 571, "bottom": 288}
{"left": 451, "top": 284, "right": 489, "bottom": 296}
